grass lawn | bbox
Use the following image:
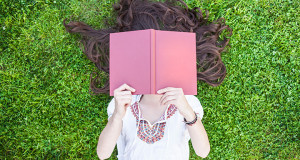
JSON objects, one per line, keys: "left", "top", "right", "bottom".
{"left": 0, "top": 0, "right": 299, "bottom": 159}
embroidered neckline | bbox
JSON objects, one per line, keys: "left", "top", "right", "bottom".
{"left": 129, "top": 95, "right": 177, "bottom": 144}
{"left": 130, "top": 97, "right": 178, "bottom": 125}
{"left": 139, "top": 101, "right": 168, "bottom": 126}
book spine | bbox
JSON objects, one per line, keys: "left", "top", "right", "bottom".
{"left": 150, "top": 29, "right": 156, "bottom": 94}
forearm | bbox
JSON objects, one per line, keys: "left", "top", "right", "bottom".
{"left": 97, "top": 113, "right": 123, "bottom": 159}
{"left": 181, "top": 106, "right": 210, "bottom": 158}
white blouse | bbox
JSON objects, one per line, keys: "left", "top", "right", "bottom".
{"left": 107, "top": 95, "right": 204, "bottom": 160}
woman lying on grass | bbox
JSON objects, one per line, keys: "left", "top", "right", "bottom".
{"left": 63, "top": 0, "right": 232, "bottom": 159}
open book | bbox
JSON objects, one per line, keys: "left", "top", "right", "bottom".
{"left": 109, "top": 29, "right": 197, "bottom": 96}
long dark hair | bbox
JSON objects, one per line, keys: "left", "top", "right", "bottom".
{"left": 63, "top": 0, "right": 232, "bottom": 95}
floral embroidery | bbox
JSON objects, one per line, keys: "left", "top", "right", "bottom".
{"left": 166, "top": 104, "right": 177, "bottom": 119}
{"left": 137, "top": 120, "right": 166, "bottom": 144}
{"left": 130, "top": 101, "right": 177, "bottom": 144}
{"left": 131, "top": 102, "right": 139, "bottom": 119}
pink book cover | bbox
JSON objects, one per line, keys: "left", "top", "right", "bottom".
{"left": 109, "top": 29, "right": 197, "bottom": 96}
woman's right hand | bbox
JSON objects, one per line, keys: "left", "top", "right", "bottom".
{"left": 113, "top": 83, "right": 136, "bottom": 119}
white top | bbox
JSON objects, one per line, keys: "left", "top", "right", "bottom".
{"left": 107, "top": 95, "right": 204, "bottom": 160}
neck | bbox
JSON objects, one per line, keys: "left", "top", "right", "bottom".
{"left": 140, "top": 94, "right": 163, "bottom": 105}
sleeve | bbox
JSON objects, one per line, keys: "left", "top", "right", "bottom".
{"left": 184, "top": 95, "right": 204, "bottom": 141}
{"left": 107, "top": 98, "right": 116, "bottom": 121}
{"left": 107, "top": 97, "right": 126, "bottom": 157}
{"left": 187, "top": 95, "right": 204, "bottom": 120}
{"left": 116, "top": 134, "right": 125, "bottom": 159}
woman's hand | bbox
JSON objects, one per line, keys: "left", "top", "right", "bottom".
{"left": 157, "top": 87, "right": 194, "bottom": 120}
{"left": 158, "top": 87, "right": 210, "bottom": 157}
{"left": 113, "top": 83, "right": 136, "bottom": 119}
{"left": 97, "top": 83, "right": 135, "bottom": 160}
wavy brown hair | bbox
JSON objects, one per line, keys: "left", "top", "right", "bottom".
{"left": 63, "top": 0, "right": 232, "bottom": 95}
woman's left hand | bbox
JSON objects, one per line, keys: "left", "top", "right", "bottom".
{"left": 157, "top": 87, "right": 194, "bottom": 118}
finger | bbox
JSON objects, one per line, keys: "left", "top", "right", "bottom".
{"left": 123, "top": 83, "right": 136, "bottom": 92}
{"left": 120, "top": 95, "right": 132, "bottom": 100}
{"left": 115, "top": 90, "right": 130, "bottom": 96}
{"left": 117, "top": 83, "right": 136, "bottom": 92}
{"left": 160, "top": 92, "right": 176, "bottom": 104}
{"left": 157, "top": 87, "right": 177, "bottom": 94}
{"left": 120, "top": 91, "right": 131, "bottom": 96}
{"left": 161, "top": 96, "right": 176, "bottom": 105}
{"left": 123, "top": 95, "right": 133, "bottom": 106}
{"left": 117, "top": 95, "right": 132, "bottom": 104}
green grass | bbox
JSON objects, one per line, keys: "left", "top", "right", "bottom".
{"left": 0, "top": 0, "right": 299, "bottom": 159}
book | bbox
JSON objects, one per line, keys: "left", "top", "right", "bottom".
{"left": 109, "top": 29, "right": 197, "bottom": 96}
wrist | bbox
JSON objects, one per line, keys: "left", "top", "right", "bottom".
{"left": 184, "top": 111, "right": 196, "bottom": 122}
{"left": 183, "top": 111, "right": 197, "bottom": 126}
{"left": 180, "top": 106, "right": 195, "bottom": 122}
